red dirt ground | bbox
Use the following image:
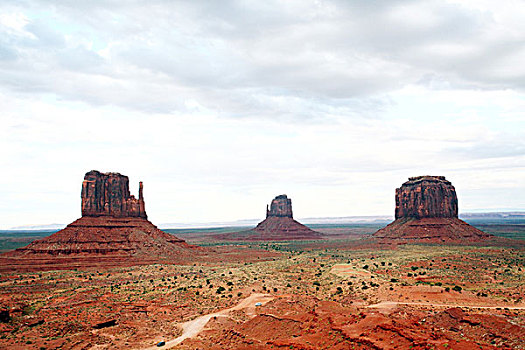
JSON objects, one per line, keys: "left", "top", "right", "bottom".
{"left": 177, "top": 294, "right": 524, "bottom": 350}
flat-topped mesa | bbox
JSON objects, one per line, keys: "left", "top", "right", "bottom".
{"left": 374, "top": 175, "right": 491, "bottom": 243}
{"left": 81, "top": 170, "right": 147, "bottom": 219}
{"left": 395, "top": 175, "right": 458, "bottom": 219}
{"left": 266, "top": 194, "right": 293, "bottom": 218}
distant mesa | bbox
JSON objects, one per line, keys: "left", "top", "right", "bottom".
{"left": 373, "top": 176, "right": 492, "bottom": 243}
{"left": 217, "top": 194, "right": 324, "bottom": 241}
{"left": 1, "top": 170, "right": 198, "bottom": 271}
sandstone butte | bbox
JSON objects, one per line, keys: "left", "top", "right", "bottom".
{"left": 373, "top": 175, "right": 492, "bottom": 243}
{"left": 217, "top": 194, "right": 324, "bottom": 241}
{"left": 0, "top": 170, "right": 198, "bottom": 271}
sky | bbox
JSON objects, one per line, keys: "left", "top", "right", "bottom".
{"left": 1, "top": 0, "right": 524, "bottom": 228}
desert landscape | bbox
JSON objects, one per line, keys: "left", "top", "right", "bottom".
{"left": 0, "top": 225, "right": 524, "bottom": 349}
{"left": 0, "top": 173, "right": 523, "bottom": 349}
{"left": 2, "top": 1, "right": 525, "bottom": 349}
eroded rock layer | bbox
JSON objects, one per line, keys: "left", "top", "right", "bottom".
{"left": 373, "top": 217, "right": 491, "bottom": 242}
{"left": 10, "top": 216, "right": 187, "bottom": 256}
{"left": 266, "top": 194, "right": 293, "bottom": 218}
{"left": 82, "top": 170, "right": 146, "bottom": 218}
{"left": 374, "top": 176, "right": 491, "bottom": 242}
{"left": 217, "top": 195, "right": 323, "bottom": 241}
{"left": 395, "top": 176, "right": 457, "bottom": 219}
{"left": 179, "top": 295, "right": 524, "bottom": 350}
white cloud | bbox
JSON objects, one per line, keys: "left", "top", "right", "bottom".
{"left": 0, "top": 0, "right": 524, "bottom": 228}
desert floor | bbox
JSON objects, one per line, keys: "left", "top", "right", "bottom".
{"left": 0, "top": 232, "right": 524, "bottom": 349}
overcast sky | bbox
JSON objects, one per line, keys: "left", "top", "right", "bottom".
{"left": 1, "top": 0, "right": 524, "bottom": 228}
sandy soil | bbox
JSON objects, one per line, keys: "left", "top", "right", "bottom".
{"left": 142, "top": 293, "right": 273, "bottom": 349}
{"left": 330, "top": 263, "right": 373, "bottom": 277}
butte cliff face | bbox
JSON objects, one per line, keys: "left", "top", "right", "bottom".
{"left": 217, "top": 195, "right": 323, "bottom": 241}
{"left": 81, "top": 170, "right": 147, "bottom": 218}
{"left": 374, "top": 176, "right": 491, "bottom": 242}
{"left": 1, "top": 170, "right": 198, "bottom": 271}
{"left": 395, "top": 176, "right": 458, "bottom": 219}
{"left": 266, "top": 194, "right": 293, "bottom": 218}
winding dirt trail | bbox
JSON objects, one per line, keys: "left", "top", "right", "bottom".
{"left": 142, "top": 293, "right": 273, "bottom": 349}
{"left": 367, "top": 300, "right": 525, "bottom": 310}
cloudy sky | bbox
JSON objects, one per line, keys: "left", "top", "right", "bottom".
{"left": 1, "top": 0, "right": 524, "bottom": 228}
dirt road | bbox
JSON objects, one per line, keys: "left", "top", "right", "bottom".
{"left": 142, "top": 293, "right": 273, "bottom": 349}
{"left": 368, "top": 300, "right": 525, "bottom": 310}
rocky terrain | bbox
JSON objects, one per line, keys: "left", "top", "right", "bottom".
{"left": 0, "top": 239, "right": 523, "bottom": 349}
{"left": 216, "top": 195, "right": 324, "bottom": 241}
{"left": 0, "top": 216, "right": 199, "bottom": 272}
{"left": 374, "top": 176, "right": 492, "bottom": 243}
{"left": 0, "top": 171, "right": 199, "bottom": 271}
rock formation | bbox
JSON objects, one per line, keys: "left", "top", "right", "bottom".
{"left": 81, "top": 170, "right": 147, "bottom": 218}
{"left": 266, "top": 194, "right": 293, "bottom": 218}
{"left": 374, "top": 176, "right": 491, "bottom": 242}
{"left": 395, "top": 176, "right": 457, "bottom": 219}
{"left": 217, "top": 195, "right": 323, "bottom": 241}
{"left": 1, "top": 170, "right": 198, "bottom": 270}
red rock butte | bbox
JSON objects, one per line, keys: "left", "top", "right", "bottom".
{"left": 217, "top": 195, "right": 324, "bottom": 241}
{"left": 374, "top": 176, "right": 491, "bottom": 243}
{"left": 81, "top": 170, "right": 147, "bottom": 218}
{"left": 0, "top": 170, "right": 198, "bottom": 271}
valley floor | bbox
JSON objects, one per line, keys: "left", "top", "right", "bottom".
{"left": 0, "top": 238, "right": 524, "bottom": 349}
